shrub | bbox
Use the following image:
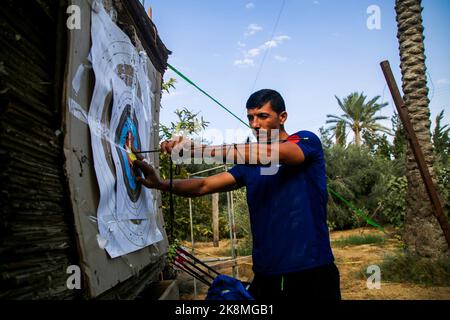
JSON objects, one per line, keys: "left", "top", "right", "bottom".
{"left": 367, "top": 253, "right": 450, "bottom": 286}
{"left": 375, "top": 175, "right": 407, "bottom": 227}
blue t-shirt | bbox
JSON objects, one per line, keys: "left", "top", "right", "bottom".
{"left": 228, "top": 130, "right": 334, "bottom": 275}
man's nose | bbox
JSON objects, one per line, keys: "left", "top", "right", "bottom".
{"left": 250, "top": 118, "right": 261, "bottom": 129}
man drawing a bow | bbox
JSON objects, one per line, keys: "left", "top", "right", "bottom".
{"left": 134, "top": 89, "right": 341, "bottom": 300}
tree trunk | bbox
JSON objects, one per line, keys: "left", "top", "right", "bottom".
{"left": 336, "top": 121, "right": 346, "bottom": 147}
{"left": 354, "top": 127, "right": 361, "bottom": 146}
{"left": 395, "top": 0, "right": 448, "bottom": 258}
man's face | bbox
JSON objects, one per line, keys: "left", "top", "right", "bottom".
{"left": 247, "top": 102, "right": 287, "bottom": 142}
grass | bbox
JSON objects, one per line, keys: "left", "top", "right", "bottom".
{"left": 369, "top": 253, "right": 450, "bottom": 287}
{"left": 332, "top": 234, "right": 385, "bottom": 247}
{"left": 217, "top": 240, "right": 253, "bottom": 257}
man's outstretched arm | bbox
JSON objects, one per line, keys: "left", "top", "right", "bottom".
{"left": 133, "top": 159, "right": 239, "bottom": 197}
{"left": 161, "top": 137, "right": 306, "bottom": 166}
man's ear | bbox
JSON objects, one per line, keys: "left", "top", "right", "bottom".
{"left": 279, "top": 111, "right": 287, "bottom": 125}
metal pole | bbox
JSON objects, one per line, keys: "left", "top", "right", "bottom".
{"left": 226, "top": 191, "right": 236, "bottom": 277}
{"left": 380, "top": 60, "right": 450, "bottom": 248}
{"left": 224, "top": 166, "right": 236, "bottom": 277}
{"left": 230, "top": 190, "right": 239, "bottom": 279}
{"left": 187, "top": 173, "right": 197, "bottom": 298}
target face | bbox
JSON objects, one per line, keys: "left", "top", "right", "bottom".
{"left": 115, "top": 104, "right": 141, "bottom": 202}
{"left": 87, "top": 4, "right": 163, "bottom": 258}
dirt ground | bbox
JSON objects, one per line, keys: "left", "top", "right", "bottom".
{"left": 176, "top": 227, "right": 450, "bottom": 300}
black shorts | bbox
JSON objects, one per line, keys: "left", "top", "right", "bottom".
{"left": 248, "top": 263, "right": 341, "bottom": 300}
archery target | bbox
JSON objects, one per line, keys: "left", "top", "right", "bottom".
{"left": 87, "top": 3, "right": 162, "bottom": 258}
{"left": 115, "top": 104, "right": 141, "bottom": 202}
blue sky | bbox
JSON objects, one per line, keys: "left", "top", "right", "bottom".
{"left": 148, "top": 0, "right": 450, "bottom": 143}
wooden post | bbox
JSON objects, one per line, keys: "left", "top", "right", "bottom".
{"left": 212, "top": 193, "right": 219, "bottom": 247}
{"left": 380, "top": 60, "right": 450, "bottom": 248}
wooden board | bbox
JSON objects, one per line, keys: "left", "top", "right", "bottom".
{"left": 0, "top": 0, "right": 80, "bottom": 299}
{"left": 62, "top": 0, "right": 168, "bottom": 298}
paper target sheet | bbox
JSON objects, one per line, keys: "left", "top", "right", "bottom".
{"left": 88, "top": 3, "right": 163, "bottom": 258}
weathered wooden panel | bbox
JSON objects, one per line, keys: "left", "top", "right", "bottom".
{"left": 0, "top": 0, "right": 80, "bottom": 299}
{"left": 1, "top": 0, "right": 170, "bottom": 299}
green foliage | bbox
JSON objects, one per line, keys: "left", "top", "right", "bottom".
{"left": 162, "top": 166, "right": 250, "bottom": 243}
{"left": 158, "top": 104, "right": 212, "bottom": 243}
{"left": 162, "top": 77, "right": 177, "bottom": 94}
{"left": 322, "top": 111, "right": 410, "bottom": 231}
{"left": 236, "top": 242, "right": 253, "bottom": 256}
{"left": 319, "top": 126, "right": 333, "bottom": 149}
{"left": 323, "top": 107, "right": 448, "bottom": 233}
{"left": 363, "top": 131, "right": 391, "bottom": 160}
{"left": 325, "top": 144, "right": 406, "bottom": 230}
{"left": 166, "top": 239, "right": 181, "bottom": 264}
{"left": 435, "top": 162, "right": 450, "bottom": 215}
{"left": 229, "top": 188, "right": 253, "bottom": 256}
{"left": 326, "top": 145, "right": 377, "bottom": 229}
{"left": 326, "top": 92, "right": 391, "bottom": 146}
{"left": 391, "top": 112, "right": 407, "bottom": 160}
{"left": 218, "top": 240, "right": 253, "bottom": 257}
{"left": 373, "top": 253, "right": 450, "bottom": 286}
{"left": 332, "top": 234, "right": 385, "bottom": 247}
{"left": 334, "top": 120, "right": 347, "bottom": 147}
{"left": 431, "top": 109, "right": 449, "bottom": 217}
{"left": 160, "top": 107, "right": 209, "bottom": 140}
{"left": 163, "top": 186, "right": 229, "bottom": 242}
{"left": 327, "top": 197, "right": 359, "bottom": 230}
{"left": 432, "top": 110, "right": 450, "bottom": 166}
{"left": 374, "top": 175, "right": 407, "bottom": 227}
{"left": 232, "top": 189, "right": 251, "bottom": 239}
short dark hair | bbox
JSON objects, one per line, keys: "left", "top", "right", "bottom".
{"left": 246, "top": 89, "right": 286, "bottom": 114}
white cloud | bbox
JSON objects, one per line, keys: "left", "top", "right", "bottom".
{"left": 264, "top": 40, "right": 278, "bottom": 48}
{"left": 234, "top": 35, "right": 291, "bottom": 67}
{"left": 242, "top": 36, "right": 292, "bottom": 60}
{"left": 245, "top": 2, "right": 255, "bottom": 9}
{"left": 234, "top": 58, "right": 255, "bottom": 67}
{"left": 274, "top": 55, "right": 287, "bottom": 62}
{"left": 237, "top": 41, "right": 246, "bottom": 48}
{"left": 274, "top": 35, "right": 291, "bottom": 42}
{"left": 436, "top": 78, "right": 450, "bottom": 85}
{"left": 247, "top": 47, "right": 261, "bottom": 57}
{"left": 245, "top": 23, "right": 263, "bottom": 36}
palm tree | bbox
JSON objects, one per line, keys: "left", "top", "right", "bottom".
{"left": 395, "top": 0, "right": 448, "bottom": 257}
{"left": 326, "top": 92, "right": 391, "bottom": 146}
